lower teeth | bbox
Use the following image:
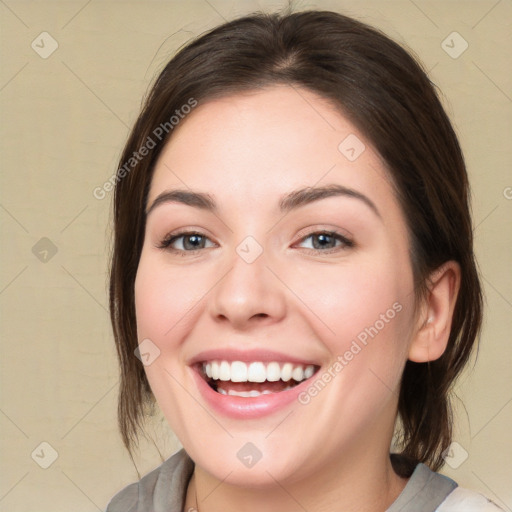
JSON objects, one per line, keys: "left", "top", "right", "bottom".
{"left": 217, "top": 386, "right": 294, "bottom": 397}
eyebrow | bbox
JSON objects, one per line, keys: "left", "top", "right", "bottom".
{"left": 145, "top": 184, "right": 381, "bottom": 219}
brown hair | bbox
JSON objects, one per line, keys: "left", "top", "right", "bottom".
{"left": 109, "top": 8, "right": 482, "bottom": 475}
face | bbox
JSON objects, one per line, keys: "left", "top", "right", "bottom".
{"left": 134, "top": 85, "right": 419, "bottom": 487}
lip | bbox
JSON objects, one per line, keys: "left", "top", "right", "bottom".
{"left": 189, "top": 359, "right": 321, "bottom": 420}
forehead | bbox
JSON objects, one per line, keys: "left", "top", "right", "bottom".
{"left": 148, "top": 85, "right": 397, "bottom": 217}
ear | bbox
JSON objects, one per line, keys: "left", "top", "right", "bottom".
{"left": 408, "top": 261, "right": 461, "bottom": 363}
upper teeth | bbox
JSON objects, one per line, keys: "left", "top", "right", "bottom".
{"left": 203, "top": 361, "right": 316, "bottom": 383}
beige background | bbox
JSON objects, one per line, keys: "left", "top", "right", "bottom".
{"left": 0, "top": 0, "right": 511, "bottom": 510}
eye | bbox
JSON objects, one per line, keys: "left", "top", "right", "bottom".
{"left": 157, "top": 231, "right": 216, "bottom": 253}
{"left": 296, "top": 231, "right": 354, "bottom": 252}
{"left": 157, "top": 229, "right": 353, "bottom": 254}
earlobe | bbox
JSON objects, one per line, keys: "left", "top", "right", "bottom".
{"left": 408, "top": 261, "right": 461, "bottom": 363}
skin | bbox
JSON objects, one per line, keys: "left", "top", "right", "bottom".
{"left": 134, "top": 85, "right": 460, "bottom": 512}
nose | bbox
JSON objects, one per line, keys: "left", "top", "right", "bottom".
{"left": 208, "top": 241, "right": 287, "bottom": 330}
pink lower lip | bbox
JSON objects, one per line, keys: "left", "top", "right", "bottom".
{"left": 190, "top": 366, "right": 317, "bottom": 419}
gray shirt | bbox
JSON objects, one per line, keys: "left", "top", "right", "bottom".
{"left": 105, "top": 449, "right": 501, "bottom": 511}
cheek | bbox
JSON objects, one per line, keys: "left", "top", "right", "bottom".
{"left": 286, "top": 254, "right": 415, "bottom": 401}
{"left": 133, "top": 254, "right": 201, "bottom": 423}
{"left": 134, "top": 255, "right": 206, "bottom": 344}
{"left": 293, "top": 260, "right": 410, "bottom": 344}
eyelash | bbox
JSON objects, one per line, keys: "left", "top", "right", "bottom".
{"left": 157, "top": 229, "right": 354, "bottom": 255}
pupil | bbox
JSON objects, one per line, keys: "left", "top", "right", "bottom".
{"left": 184, "top": 235, "right": 203, "bottom": 250}
{"left": 314, "top": 233, "right": 334, "bottom": 249}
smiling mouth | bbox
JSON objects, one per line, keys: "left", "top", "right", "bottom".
{"left": 197, "top": 360, "right": 320, "bottom": 397}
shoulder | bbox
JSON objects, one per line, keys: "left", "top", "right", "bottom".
{"left": 387, "top": 461, "right": 503, "bottom": 512}
{"left": 437, "top": 487, "right": 505, "bottom": 511}
{"left": 105, "top": 448, "right": 195, "bottom": 512}
{"left": 105, "top": 481, "right": 138, "bottom": 512}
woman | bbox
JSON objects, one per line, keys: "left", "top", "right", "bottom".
{"left": 106, "top": 8, "right": 502, "bottom": 511}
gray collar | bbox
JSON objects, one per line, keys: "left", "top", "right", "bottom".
{"left": 386, "top": 462, "right": 457, "bottom": 511}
